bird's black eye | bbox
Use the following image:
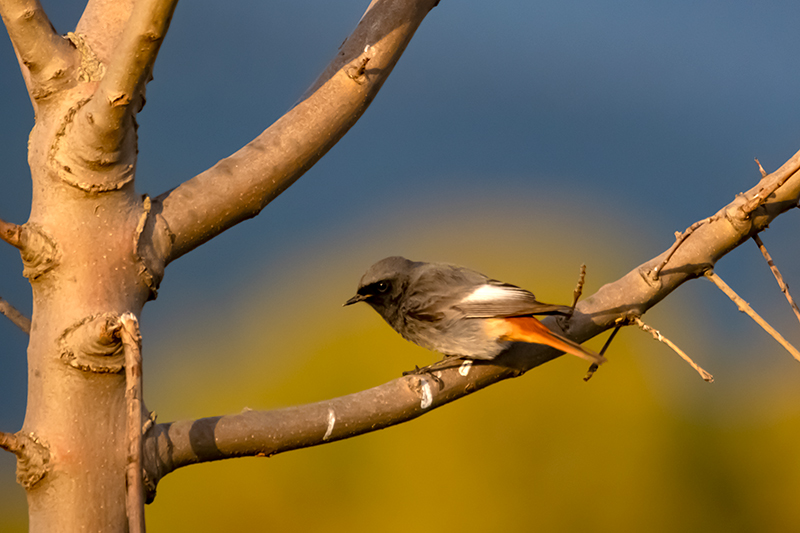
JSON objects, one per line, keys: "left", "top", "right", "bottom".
{"left": 375, "top": 280, "right": 391, "bottom": 293}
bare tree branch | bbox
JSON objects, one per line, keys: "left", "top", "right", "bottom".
{"left": 704, "top": 270, "right": 800, "bottom": 362}
{"left": 653, "top": 148, "right": 800, "bottom": 280}
{"left": 83, "top": 0, "right": 177, "bottom": 143}
{"left": 144, "top": 361, "right": 526, "bottom": 494}
{"left": 144, "top": 149, "right": 800, "bottom": 492}
{"left": 0, "top": 217, "right": 23, "bottom": 249}
{"left": 753, "top": 234, "right": 800, "bottom": 325}
{"left": 156, "top": 0, "right": 440, "bottom": 264}
{"left": 0, "top": 430, "right": 22, "bottom": 455}
{"left": 0, "top": 295, "right": 31, "bottom": 334}
{"left": 633, "top": 317, "right": 714, "bottom": 382}
{"left": 741, "top": 149, "right": 800, "bottom": 216}
{"left": 0, "top": 0, "right": 77, "bottom": 99}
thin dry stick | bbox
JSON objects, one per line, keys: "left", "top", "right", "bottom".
{"left": 0, "top": 431, "right": 22, "bottom": 455}
{"left": 634, "top": 317, "right": 714, "bottom": 382}
{"left": 652, "top": 216, "right": 719, "bottom": 280}
{"left": 119, "top": 313, "right": 145, "bottom": 533}
{"left": 704, "top": 270, "right": 800, "bottom": 362}
{"left": 755, "top": 158, "right": 767, "bottom": 178}
{"left": 0, "top": 217, "right": 23, "bottom": 249}
{"left": 0, "top": 296, "right": 31, "bottom": 334}
{"left": 584, "top": 322, "right": 622, "bottom": 382}
{"left": 752, "top": 235, "right": 800, "bottom": 325}
{"left": 570, "top": 264, "right": 587, "bottom": 311}
{"left": 742, "top": 150, "right": 800, "bottom": 216}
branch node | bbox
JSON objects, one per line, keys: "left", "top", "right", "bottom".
{"left": 406, "top": 374, "right": 435, "bottom": 410}
{"left": 18, "top": 223, "right": 60, "bottom": 280}
{"left": 133, "top": 195, "right": 166, "bottom": 301}
{"left": 652, "top": 216, "right": 717, "bottom": 280}
{"left": 346, "top": 46, "right": 374, "bottom": 84}
{"left": 48, "top": 96, "right": 136, "bottom": 193}
{"left": 1, "top": 431, "right": 51, "bottom": 488}
{"left": 59, "top": 313, "right": 125, "bottom": 373}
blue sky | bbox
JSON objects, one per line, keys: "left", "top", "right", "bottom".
{"left": 1, "top": 1, "right": 800, "bottom": 526}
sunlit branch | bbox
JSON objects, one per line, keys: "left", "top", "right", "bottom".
{"left": 0, "top": 0, "right": 77, "bottom": 97}
{"left": 82, "top": 0, "right": 178, "bottom": 148}
{"left": 157, "top": 0, "right": 441, "bottom": 264}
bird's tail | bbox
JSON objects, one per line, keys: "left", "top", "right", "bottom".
{"left": 489, "top": 316, "right": 606, "bottom": 365}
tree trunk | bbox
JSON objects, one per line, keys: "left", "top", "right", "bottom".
{"left": 22, "top": 106, "right": 151, "bottom": 531}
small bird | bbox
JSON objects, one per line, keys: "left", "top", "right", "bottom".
{"left": 344, "top": 256, "right": 605, "bottom": 366}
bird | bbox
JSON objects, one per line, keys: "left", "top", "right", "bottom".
{"left": 344, "top": 256, "right": 605, "bottom": 366}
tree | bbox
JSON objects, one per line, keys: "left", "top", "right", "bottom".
{"left": 2, "top": 1, "right": 799, "bottom": 531}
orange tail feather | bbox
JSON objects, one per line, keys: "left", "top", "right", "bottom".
{"left": 488, "top": 316, "right": 606, "bottom": 365}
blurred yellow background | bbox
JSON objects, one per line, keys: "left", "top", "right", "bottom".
{"left": 136, "top": 192, "right": 799, "bottom": 531}
{"left": 2, "top": 186, "right": 800, "bottom": 532}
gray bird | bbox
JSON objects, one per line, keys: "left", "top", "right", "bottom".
{"left": 344, "top": 256, "right": 605, "bottom": 365}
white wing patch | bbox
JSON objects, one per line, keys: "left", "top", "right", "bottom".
{"left": 461, "top": 284, "right": 518, "bottom": 303}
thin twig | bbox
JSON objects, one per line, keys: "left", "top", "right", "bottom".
{"left": 0, "top": 431, "right": 22, "bottom": 456}
{"left": 0, "top": 296, "right": 31, "bottom": 334}
{"left": 584, "top": 322, "right": 622, "bottom": 382}
{"left": 570, "top": 264, "right": 587, "bottom": 312}
{"left": 742, "top": 149, "right": 800, "bottom": 216}
{"left": 704, "top": 270, "right": 800, "bottom": 363}
{"left": 652, "top": 216, "right": 718, "bottom": 280}
{"left": 0, "top": 217, "right": 23, "bottom": 249}
{"left": 119, "top": 313, "right": 145, "bottom": 533}
{"left": 753, "top": 235, "right": 800, "bottom": 325}
{"left": 755, "top": 158, "right": 767, "bottom": 178}
{"left": 634, "top": 317, "right": 714, "bottom": 382}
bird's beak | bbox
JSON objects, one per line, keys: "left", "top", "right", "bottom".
{"left": 343, "top": 293, "right": 368, "bottom": 306}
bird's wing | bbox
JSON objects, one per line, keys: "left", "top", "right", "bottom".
{"left": 402, "top": 263, "right": 486, "bottom": 322}
{"left": 453, "top": 280, "right": 572, "bottom": 318}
